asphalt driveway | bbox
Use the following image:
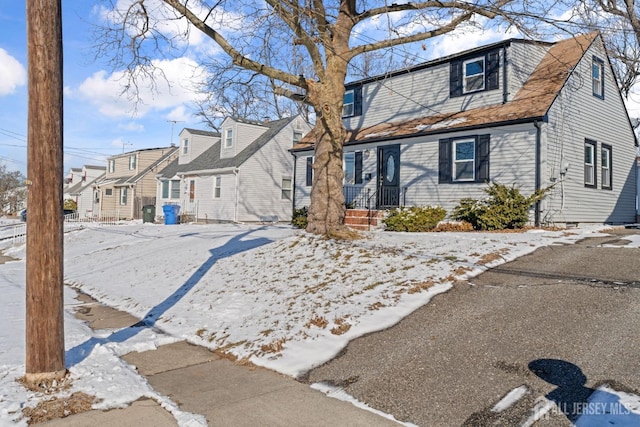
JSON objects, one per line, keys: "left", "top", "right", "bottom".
{"left": 305, "top": 228, "right": 640, "bottom": 426}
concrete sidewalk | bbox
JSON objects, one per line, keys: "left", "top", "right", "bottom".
{"left": 41, "top": 294, "right": 398, "bottom": 426}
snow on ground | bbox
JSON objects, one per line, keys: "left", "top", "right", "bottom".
{"left": 0, "top": 221, "right": 637, "bottom": 426}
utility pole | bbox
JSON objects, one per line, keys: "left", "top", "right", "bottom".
{"left": 25, "top": 0, "right": 66, "bottom": 383}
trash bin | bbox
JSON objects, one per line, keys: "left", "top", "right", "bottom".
{"left": 142, "top": 205, "right": 155, "bottom": 223}
{"left": 163, "top": 204, "right": 180, "bottom": 225}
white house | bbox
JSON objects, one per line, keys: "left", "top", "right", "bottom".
{"left": 63, "top": 165, "right": 106, "bottom": 218}
{"left": 156, "top": 116, "right": 311, "bottom": 223}
{"left": 293, "top": 32, "right": 638, "bottom": 226}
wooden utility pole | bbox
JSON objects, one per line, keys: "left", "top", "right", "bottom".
{"left": 25, "top": 0, "right": 66, "bottom": 383}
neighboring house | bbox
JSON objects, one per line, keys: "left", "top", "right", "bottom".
{"left": 63, "top": 165, "right": 106, "bottom": 218}
{"left": 292, "top": 32, "right": 638, "bottom": 225}
{"left": 94, "top": 147, "right": 178, "bottom": 220}
{"left": 156, "top": 116, "right": 311, "bottom": 223}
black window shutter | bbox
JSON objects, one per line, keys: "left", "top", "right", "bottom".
{"left": 450, "top": 61, "right": 463, "bottom": 98}
{"left": 486, "top": 51, "right": 500, "bottom": 91}
{"left": 355, "top": 151, "right": 363, "bottom": 184}
{"left": 353, "top": 86, "right": 363, "bottom": 116}
{"left": 439, "top": 139, "right": 452, "bottom": 183}
{"left": 306, "top": 157, "right": 313, "bottom": 186}
{"left": 476, "top": 134, "right": 490, "bottom": 182}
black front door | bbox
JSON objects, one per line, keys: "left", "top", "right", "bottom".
{"left": 377, "top": 144, "right": 400, "bottom": 208}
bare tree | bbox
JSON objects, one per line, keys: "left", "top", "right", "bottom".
{"left": 568, "top": 1, "right": 640, "bottom": 98}
{"left": 96, "top": 0, "right": 534, "bottom": 235}
{"left": 0, "top": 164, "right": 26, "bottom": 214}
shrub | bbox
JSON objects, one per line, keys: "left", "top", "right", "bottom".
{"left": 383, "top": 206, "right": 447, "bottom": 232}
{"left": 291, "top": 207, "right": 308, "bottom": 229}
{"left": 433, "top": 221, "right": 475, "bottom": 232}
{"left": 452, "top": 182, "right": 548, "bottom": 231}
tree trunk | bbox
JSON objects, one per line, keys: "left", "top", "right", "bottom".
{"left": 25, "top": 0, "right": 66, "bottom": 383}
{"left": 305, "top": 59, "right": 349, "bottom": 235}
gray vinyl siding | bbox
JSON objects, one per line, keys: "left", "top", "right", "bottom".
{"left": 220, "top": 120, "right": 268, "bottom": 160}
{"left": 344, "top": 51, "right": 504, "bottom": 131}
{"left": 179, "top": 132, "right": 218, "bottom": 165}
{"left": 542, "top": 38, "right": 637, "bottom": 224}
{"left": 236, "top": 130, "right": 295, "bottom": 222}
{"left": 400, "top": 125, "right": 537, "bottom": 214}
{"left": 506, "top": 42, "right": 549, "bottom": 102}
{"left": 191, "top": 174, "right": 236, "bottom": 222}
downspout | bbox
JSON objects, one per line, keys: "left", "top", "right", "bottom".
{"left": 534, "top": 121, "right": 542, "bottom": 227}
{"left": 291, "top": 151, "right": 297, "bottom": 214}
{"left": 502, "top": 45, "right": 508, "bottom": 104}
{"left": 234, "top": 168, "right": 239, "bottom": 223}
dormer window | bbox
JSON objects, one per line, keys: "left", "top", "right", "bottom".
{"left": 463, "top": 57, "right": 485, "bottom": 93}
{"left": 293, "top": 131, "right": 303, "bottom": 145}
{"left": 225, "top": 129, "right": 233, "bottom": 148}
{"left": 108, "top": 160, "right": 115, "bottom": 173}
{"left": 342, "top": 86, "right": 362, "bottom": 118}
{"left": 182, "top": 139, "right": 189, "bottom": 154}
{"left": 129, "top": 155, "right": 136, "bottom": 170}
{"left": 343, "top": 89, "right": 354, "bottom": 117}
{"left": 450, "top": 50, "right": 499, "bottom": 98}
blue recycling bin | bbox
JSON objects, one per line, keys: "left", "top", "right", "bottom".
{"left": 163, "top": 204, "right": 180, "bottom": 225}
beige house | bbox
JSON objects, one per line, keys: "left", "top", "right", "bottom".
{"left": 94, "top": 147, "right": 178, "bottom": 219}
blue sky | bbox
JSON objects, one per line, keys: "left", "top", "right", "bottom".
{"left": 1, "top": 3, "right": 638, "bottom": 176}
{"left": 0, "top": 2, "right": 205, "bottom": 175}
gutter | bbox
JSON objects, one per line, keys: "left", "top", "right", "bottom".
{"left": 534, "top": 120, "right": 542, "bottom": 227}
{"left": 291, "top": 116, "right": 548, "bottom": 154}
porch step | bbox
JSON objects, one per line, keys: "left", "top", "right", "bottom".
{"left": 344, "top": 209, "right": 385, "bottom": 231}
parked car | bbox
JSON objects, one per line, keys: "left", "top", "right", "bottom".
{"left": 20, "top": 209, "right": 77, "bottom": 222}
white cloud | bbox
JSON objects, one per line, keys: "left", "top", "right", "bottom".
{"left": 117, "top": 122, "right": 145, "bottom": 132}
{"left": 0, "top": 49, "right": 26, "bottom": 96}
{"left": 77, "top": 57, "right": 209, "bottom": 119}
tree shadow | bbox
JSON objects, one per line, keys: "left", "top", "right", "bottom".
{"left": 529, "top": 358, "right": 640, "bottom": 424}
{"left": 66, "top": 227, "right": 273, "bottom": 367}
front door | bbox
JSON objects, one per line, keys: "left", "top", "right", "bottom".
{"left": 377, "top": 144, "right": 400, "bottom": 208}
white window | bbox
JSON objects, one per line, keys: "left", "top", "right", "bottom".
{"left": 463, "top": 57, "right": 485, "bottom": 93}
{"left": 120, "top": 187, "right": 128, "bottom": 205}
{"left": 342, "top": 89, "right": 354, "bottom": 117}
{"left": 225, "top": 129, "right": 233, "bottom": 148}
{"left": 293, "top": 131, "right": 303, "bottom": 145}
{"left": 453, "top": 140, "right": 475, "bottom": 181}
{"left": 129, "top": 155, "right": 136, "bottom": 170}
{"left": 108, "top": 160, "right": 115, "bottom": 173}
{"left": 601, "top": 145, "right": 612, "bottom": 189}
{"left": 592, "top": 58, "right": 604, "bottom": 98}
{"left": 162, "top": 180, "right": 181, "bottom": 199}
{"left": 183, "top": 139, "right": 189, "bottom": 154}
{"left": 214, "top": 176, "right": 221, "bottom": 198}
{"left": 344, "top": 152, "right": 356, "bottom": 185}
{"left": 281, "top": 177, "right": 292, "bottom": 200}
{"left": 584, "top": 140, "right": 596, "bottom": 187}
{"left": 170, "top": 180, "right": 180, "bottom": 199}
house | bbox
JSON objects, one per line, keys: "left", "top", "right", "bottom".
{"left": 93, "top": 147, "right": 178, "bottom": 220}
{"left": 156, "top": 116, "right": 311, "bottom": 223}
{"left": 292, "top": 32, "right": 638, "bottom": 226}
{"left": 63, "top": 165, "right": 106, "bottom": 218}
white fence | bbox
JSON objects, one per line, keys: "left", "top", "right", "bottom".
{"left": 3, "top": 210, "right": 121, "bottom": 246}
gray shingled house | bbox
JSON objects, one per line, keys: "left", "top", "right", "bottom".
{"left": 156, "top": 115, "right": 311, "bottom": 223}
{"left": 293, "top": 32, "right": 638, "bottom": 226}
